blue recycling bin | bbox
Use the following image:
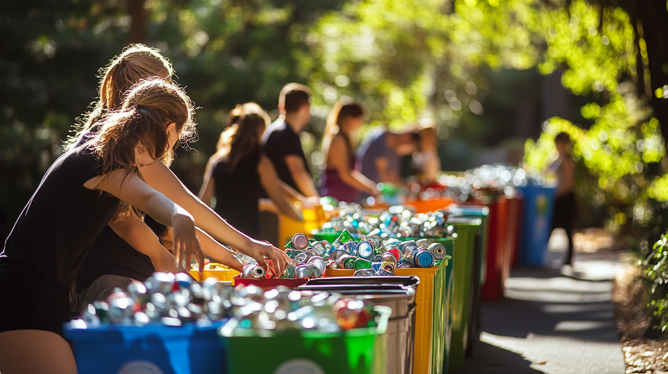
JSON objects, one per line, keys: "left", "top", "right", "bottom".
{"left": 518, "top": 183, "right": 557, "bottom": 266}
{"left": 64, "top": 321, "right": 227, "bottom": 374}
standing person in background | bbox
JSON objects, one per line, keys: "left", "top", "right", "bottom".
{"left": 260, "top": 83, "right": 318, "bottom": 245}
{"left": 320, "top": 101, "right": 378, "bottom": 203}
{"left": 357, "top": 126, "right": 419, "bottom": 195}
{"left": 199, "top": 103, "right": 302, "bottom": 239}
{"left": 263, "top": 83, "right": 319, "bottom": 197}
{"left": 413, "top": 122, "right": 441, "bottom": 183}
{"left": 547, "top": 132, "right": 577, "bottom": 266}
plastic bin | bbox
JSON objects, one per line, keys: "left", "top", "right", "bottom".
{"left": 404, "top": 197, "right": 454, "bottom": 214}
{"left": 518, "top": 184, "right": 557, "bottom": 266}
{"left": 279, "top": 206, "right": 329, "bottom": 247}
{"left": 232, "top": 275, "right": 310, "bottom": 288}
{"left": 444, "top": 217, "right": 482, "bottom": 371}
{"left": 221, "top": 305, "right": 391, "bottom": 374}
{"left": 189, "top": 268, "right": 239, "bottom": 282}
{"left": 300, "top": 277, "right": 418, "bottom": 374}
{"left": 63, "top": 321, "right": 226, "bottom": 374}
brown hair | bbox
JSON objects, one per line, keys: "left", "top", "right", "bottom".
{"left": 216, "top": 102, "right": 269, "bottom": 171}
{"left": 216, "top": 104, "right": 243, "bottom": 151}
{"left": 555, "top": 132, "right": 571, "bottom": 144}
{"left": 67, "top": 44, "right": 173, "bottom": 149}
{"left": 279, "top": 83, "right": 312, "bottom": 113}
{"left": 90, "top": 78, "right": 196, "bottom": 218}
{"left": 322, "top": 101, "right": 365, "bottom": 157}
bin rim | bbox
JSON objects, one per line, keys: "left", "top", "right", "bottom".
{"left": 219, "top": 305, "right": 391, "bottom": 338}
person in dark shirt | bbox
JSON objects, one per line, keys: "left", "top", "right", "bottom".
{"left": 69, "top": 45, "right": 289, "bottom": 280}
{"left": 320, "top": 101, "right": 378, "bottom": 202}
{"left": 72, "top": 45, "right": 274, "bottom": 309}
{"left": 0, "top": 79, "right": 204, "bottom": 373}
{"left": 199, "top": 103, "right": 302, "bottom": 239}
{"left": 263, "top": 83, "right": 319, "bottom": 198}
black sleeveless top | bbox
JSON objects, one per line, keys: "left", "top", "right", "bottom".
{"left": 76, "top": 225, "right": 155, "bottom": 291}
{"left": 72, "top": 121, "right": 160, "bottom": 292}
{"left": 212, "top": 151, "right": 262, "bottom": 239}
{"left": 1, "top": 145, "right": 120, "bottom": 290}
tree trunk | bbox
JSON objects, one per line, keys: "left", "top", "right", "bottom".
{"left": 628, "top": 0, "right": 668, "bottom": 142}
{"left": 128, "top": 0, "right": 146, "bottom": 44}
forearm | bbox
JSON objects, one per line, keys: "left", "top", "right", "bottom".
{"left": 140, "top": 162, "right": 255, "bottom": 252}
{"left": 196, "top": 228, "right": 244, "bottom": 272}
{"left": 340, "top": 169, "right": 376, "bottom": 195}
{"left": 293, "top": 169, "right": 319, "bottom": 197}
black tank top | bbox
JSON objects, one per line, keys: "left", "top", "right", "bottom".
{"left": 1, "top": 145, "right": 120, "bottom": 289}
{"left": 76, "top": 224, "right": 155, "bottom": 291}
{"left": 212, "top": 151, "right": 262, "bottom": 239}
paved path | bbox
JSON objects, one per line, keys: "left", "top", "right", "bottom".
{"left": 459, "top": 229, "right": 628, "bottom": 373}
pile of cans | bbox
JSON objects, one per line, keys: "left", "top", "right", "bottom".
{"left": 239, "top": 232, "right": 327, "bottom": 280}
{"left": 327, "top": 231, "right": 449, "bottom": 276}
{"left": 320, "top": 205, "right": 454, "bottom": 239}
{"left": 71, "top": 272, "right": 237, "bottom": 328}
{"left": 220, "top": 285, "right": 379, "bottom": 335}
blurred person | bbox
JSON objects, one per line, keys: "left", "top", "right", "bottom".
{"left": 319, "top": 101, "right": 378, "bottom": 202}
{"left": 413, "top": 122, "right": 441, "bottom": 183}
{"left": 547, "top": 132, "right": 577, "bottom": 266}
{"left": 260, "top": 83, "right": 318, "bottom": 245}
{"left": 357, "top": 125, "right": 420, "bottom": 196}
{"left": 67, "top": 44, "right": 289, "bottom": 287}
{"left": 199, "top": 103, "right": 302, "bottom": 239}
{"left": 262, "top": 83, "right": 319, "bottom": 198}
{"left": 0, "top": 79, "right": 203, "bottom": 374}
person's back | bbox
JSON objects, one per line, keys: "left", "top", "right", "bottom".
{"left": 263, "top": 118, "right": 306, "bottom": 192}
{"left": 211, "top": 151, "right": 262, "bottom": 238}
{"left": 358, "top": 126, "right": 395, "bottom": 184}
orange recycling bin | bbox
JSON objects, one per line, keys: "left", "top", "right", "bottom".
{"left": 404, "top": 197, "right": 454, "bottom": 214}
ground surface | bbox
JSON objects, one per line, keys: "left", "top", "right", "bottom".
{"left": 459, "top": 228, "right": 628, "bottom": 373}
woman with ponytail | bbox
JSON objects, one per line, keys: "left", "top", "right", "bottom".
{"left": 320, "top": 101, "right": 378, "bottom": 203}
{"left": 0, "top": 78, "right": 203, "bottom": 374}
{"left": 70, "top": 45, "right": 288, "bottom": 304}
{"left": 199, "top": 103, "right": 302, "bottom": 239}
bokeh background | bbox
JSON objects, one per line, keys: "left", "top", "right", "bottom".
{"left": 2, "top": 0, "right": 668, "bottom": 256}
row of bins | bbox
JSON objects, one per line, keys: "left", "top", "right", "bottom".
{"left": 64, "top": 185, "right": 557, "bottom": 374}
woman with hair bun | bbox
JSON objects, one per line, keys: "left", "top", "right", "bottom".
{"left": 199, "top": 102, "right": 302, "bottom": 240}
{"left": 0, "top": 78, "right": 203, "bottom": 374}
{"left": 70, "top": 45, "right": 289, "bottom": 305}
{"left": 320, "top": 101, "right": 378, "bottom": 203}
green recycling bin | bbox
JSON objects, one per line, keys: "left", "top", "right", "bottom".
{"left": 220, "top": 306, "right": 391, "bottom": 374}
{"left": 443, "top": 218, "right": 481, "bottom": 372}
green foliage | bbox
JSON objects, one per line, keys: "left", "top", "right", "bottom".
{"left": 645, "top": 234, "right": 668, "bottom": 332}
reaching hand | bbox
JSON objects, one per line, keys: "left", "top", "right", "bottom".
{"left": 171, "top": 213, "right": 205, "bottom": 273}
{"left": 248, "top": 239, "right": 290, "bottom": 276}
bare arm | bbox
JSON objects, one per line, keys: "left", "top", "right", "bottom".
{"left": 85, "top": 170, "right": 204, "bottom": 272}
{"left": 556, "top": 158, "right": 575, "bottom": 197}
{"left": 138, "top": 160, "right": 289, "bottom": 274}
{"left": 198, "top": 154, "right": 217, "bottom": 207}
{"left": 107, "top": 212, "right": 179, "bottom": 273}
{"left": 258, "top": 155, "right": 303, "bottom": 221}
{"left": 285, "top": 155, "right": 319, "bottom": 198}
{"left": 327, "top": 136, "right": 377, "bottom": 196}
{"left": 195, "top": 228, "right": 244, "bottom": 272}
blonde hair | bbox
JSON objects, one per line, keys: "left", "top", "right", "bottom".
{"left": 90, "top": 78, "right": 196, "bottom": 219}
{"left": 216, "top": 102, "right": 269, "bottom": 171}
{"left": 321, "top": 101, "right": 365, "bottom": 157}
{"left": 67, "top": 44, "right": 173, "bottom": 149}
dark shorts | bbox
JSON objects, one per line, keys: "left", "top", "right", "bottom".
{"left": 0, "top": 259, "right": 71, "bottom": 336}
{"left": 552, "top": 191, "right": 577, "bottom": 231}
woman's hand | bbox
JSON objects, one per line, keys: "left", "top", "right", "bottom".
{"left": 247, "top": 239, "right": 290, "bottom": 276}
{"left": 171, "top": 213, "right": 205, "bottom": 273}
